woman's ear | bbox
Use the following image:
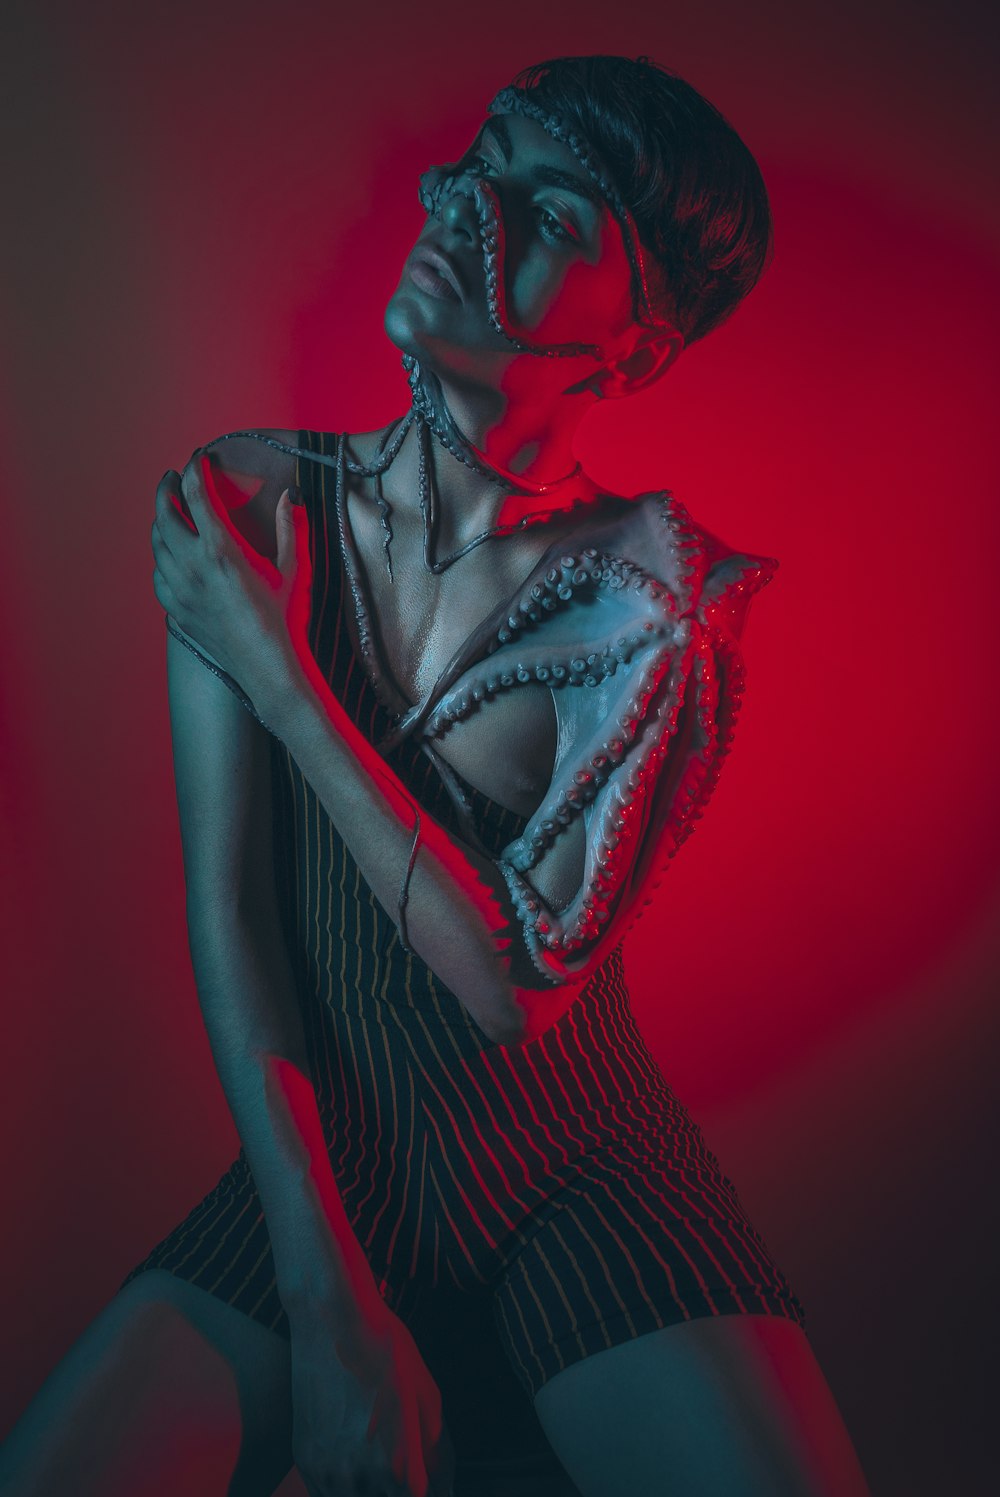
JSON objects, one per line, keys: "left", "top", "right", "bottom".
{"left": 591, "top": 327, "right": 685, "bottom": 400}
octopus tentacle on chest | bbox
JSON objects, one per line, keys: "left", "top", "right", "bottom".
{"left": 380, "top": 489, "right": 778, "bottom": 984}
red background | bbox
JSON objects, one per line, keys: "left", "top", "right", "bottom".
{"left": 2, "top": 2, "right": 998, "bottom": 1491}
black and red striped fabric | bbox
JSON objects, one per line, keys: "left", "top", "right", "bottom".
{"left": 123, "top": 428, "right": 807, "bottom": 1464}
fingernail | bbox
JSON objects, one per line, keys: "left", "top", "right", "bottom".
{"left": 288, "top": 483, "right": 303, "bottom": 506}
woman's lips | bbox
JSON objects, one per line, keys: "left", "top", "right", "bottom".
{"left": 407, "top": 248, "right": 463, "bottom": 303}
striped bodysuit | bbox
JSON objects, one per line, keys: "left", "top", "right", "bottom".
{"left": 123, "top": 428, "right": 808, "bottom": 1470}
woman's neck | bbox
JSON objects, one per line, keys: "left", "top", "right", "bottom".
{"left": 401, "top": 372, "right": 595, "bottom": 545}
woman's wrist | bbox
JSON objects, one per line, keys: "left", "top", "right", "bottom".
{"left": 277, "top": 1231, "right": 387, "bottom": 1326}
{"left": 240, "top": 634, "right": 307, "bottom": 725}
{"left": 251, "top": 637, "right": 334, "bottom": 740}
{"left": 282, "top": 1270, "right": 391, "bottom": 1351}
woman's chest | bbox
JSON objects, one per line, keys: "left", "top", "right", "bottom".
{"left": 344, "top": 501, "right": 565, "bottom": 819}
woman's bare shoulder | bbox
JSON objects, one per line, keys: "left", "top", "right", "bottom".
{"left": 188, "top": 426, "right": 302, "bottom": 559}
{"left": 197, "top": 426, "right": 301, "bottom": 486}
{"left": 197, "top": 421, "right": 402, "bottom": 486}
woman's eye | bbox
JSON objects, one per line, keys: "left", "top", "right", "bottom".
{"left": 536, "top": 208, "right": 573, "bottom": 243}
{"left": 464, "top": 156, "right": 575, "bottom": 244}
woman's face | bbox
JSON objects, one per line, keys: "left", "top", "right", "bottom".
{"left": 384, "top": 110, "right": 640, "bottom": 393}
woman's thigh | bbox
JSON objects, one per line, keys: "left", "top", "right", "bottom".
{"left": 1, "top": 1269, "right": 295, "bottom": 1497}
{"left": 532, "top": 1313, "right": 872, "bottom": 1497}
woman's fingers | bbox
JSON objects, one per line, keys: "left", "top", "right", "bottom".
{"left": 156, "top": 468, "right": 198, "bottom": 538}
{"left": 152, "top": 469, "right": 205, "bottom": 624}
{"left": 413, "top": 1401, "right": 440, "bottom": 1497}
{"left": 416, "top": 1379, "right": 444, "bottom": 1455}
{"left": 179, "top": 450, "right": 220, "bottom": 545}
{"left": 406, "top": 1387, "right": 438, "bottom": 1497}
{"left": 275, "top": 488, "right": 299, "bottom": 576}
{"left": 180, "top": 448, "right": 244, "bottom": 554}
{"left": 423, "top": 1417, "right": 456, "bottom": 1497}
{"left": 151, "top": 471, "right": 199, "bottom": 593}
{"left": 369, "top": 1357, "right": 428, "bottom": 1497}
{"left": 151, "top": 562, "right": 179, "bottom": 617}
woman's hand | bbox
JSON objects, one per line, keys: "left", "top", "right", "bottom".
{"left": 150, "top": 450, "right": 313, "bottom": 708}
{"left": 290, "top": 1305, "right": 457, "bottom": 1497}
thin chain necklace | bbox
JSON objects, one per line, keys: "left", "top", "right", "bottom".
{"left": 202, "top": 389, "right": 585, "bottom": 581}
{"left": 412, "top": 415, "right": 582, "bottom": 576}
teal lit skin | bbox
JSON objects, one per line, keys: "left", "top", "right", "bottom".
{"left": 384, "top": 111, "right": 682, "bottom": 439}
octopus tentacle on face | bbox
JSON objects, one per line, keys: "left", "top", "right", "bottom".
{"left": 414, "top": 85, "right": 675, "bottom": 359}
{"left": 389, "top": 88, "right": 686, "bottom": 538}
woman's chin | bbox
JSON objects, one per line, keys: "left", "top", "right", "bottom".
{"left": 383, "top": 302, "right": 422, "bottom": 360}
{"left": 383, "top": 306, "right": 498, "bottom": 391}
{"left": 384, "top": 285, "right": 509, "bottom": 370}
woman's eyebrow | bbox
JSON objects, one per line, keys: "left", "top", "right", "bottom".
{"left": 480, "top": 117, "right": 514, "bottom": 161}
{"left": 530, "top": 164, "right": 604, "bottom": 211}
{"left": 481, "top": 119, "right": 606, "bottom": 213}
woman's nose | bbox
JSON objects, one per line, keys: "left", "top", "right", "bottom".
{"left": 439, "top": 187, "right": 480, "bottom": 245}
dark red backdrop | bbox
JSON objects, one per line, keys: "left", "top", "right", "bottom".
{"left": 3, "top": 2, "right": 998, "bottom": 1492}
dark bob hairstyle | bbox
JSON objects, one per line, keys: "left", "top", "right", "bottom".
{"left": 503, "top": 55, "right": 774, "bottom": 347}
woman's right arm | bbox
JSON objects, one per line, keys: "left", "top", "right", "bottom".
{"left": 158, "top": 427, "right": 455, "bottom": 1492}
{"left": 167, "top": 624, "right": 454, "bottom": 1496}
{"left": 167, "top": 620, "right": 381, "bottom": 1333}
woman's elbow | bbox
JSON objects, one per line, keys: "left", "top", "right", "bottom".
{"left": 504, "top": 976, "right": 590, "bottom": 1047}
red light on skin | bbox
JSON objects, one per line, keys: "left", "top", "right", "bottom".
{"left": 264, "top": 1056, "right": 389, "bottom": 1321}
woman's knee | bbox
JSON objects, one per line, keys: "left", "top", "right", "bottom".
{"left": 1, "top": 1269, "right": 294, "bottom": 1497}
{"left": 107, "top": 1271, "right": 297, "bottom": 1492}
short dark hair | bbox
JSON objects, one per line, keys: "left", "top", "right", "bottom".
{"left": 502, "top": 55, "right": 773, "bottom": 347}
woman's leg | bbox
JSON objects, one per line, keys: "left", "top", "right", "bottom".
{"left": 1, "top": 1269, "right": 296, "bottom": 1497}
{"left": 531, "top": 1314, "right": 872, "bottom": 1497}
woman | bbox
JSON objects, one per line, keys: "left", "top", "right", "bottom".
{"left": 2, "top": 55, "right": 872, "bottom": 1497}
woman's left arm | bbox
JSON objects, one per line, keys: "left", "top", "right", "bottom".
{"left": 261, "top": 655, "right": 562, "bottom": 1043}
{"left": 151, "top": 451, "right": 573, "bottom": 1047}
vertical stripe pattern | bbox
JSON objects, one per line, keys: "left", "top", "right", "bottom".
{"left": 123, "top": 428, "right": 808, "bottom": 1418}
